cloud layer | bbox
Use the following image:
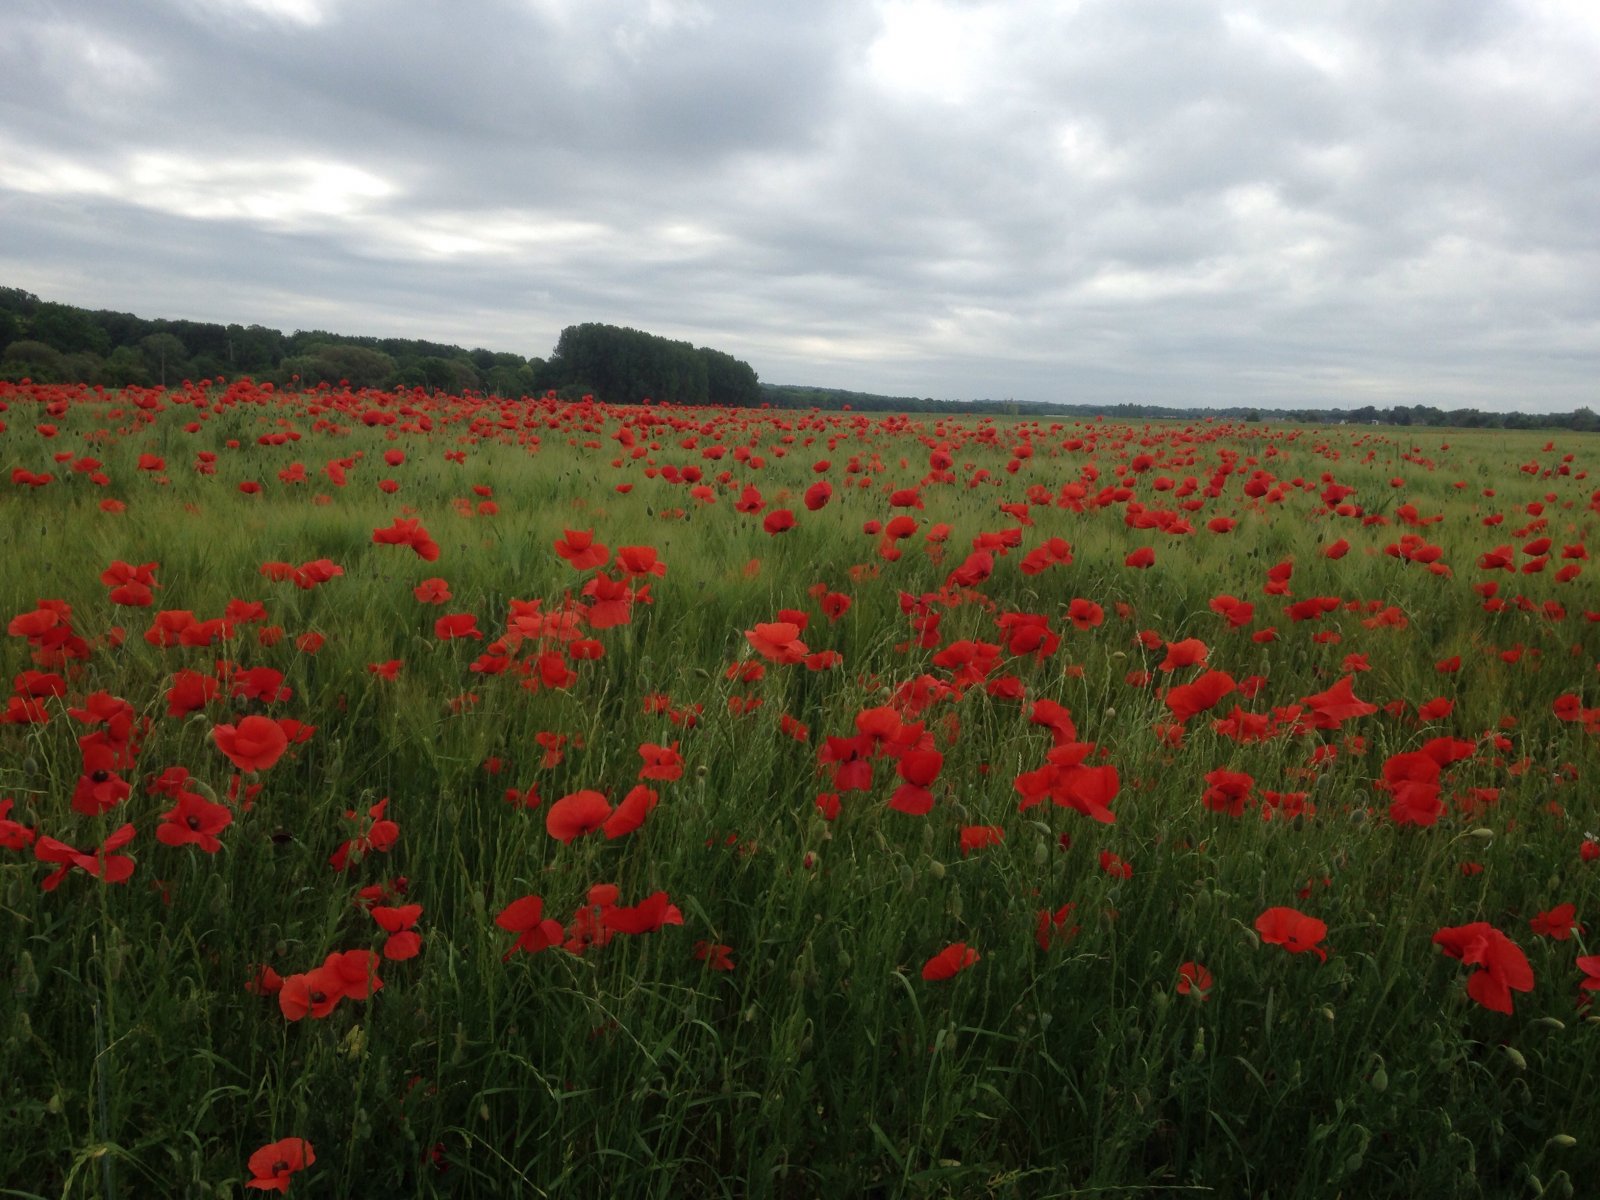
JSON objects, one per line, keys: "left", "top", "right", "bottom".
{"left": 3, "top": 0, "right": 1597, "bottom": 410}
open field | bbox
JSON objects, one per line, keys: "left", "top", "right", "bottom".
{"left": 3, "top": 379, "right": 1599, "bottom": 1197}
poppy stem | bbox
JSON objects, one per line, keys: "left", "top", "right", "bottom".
{"left": 91, "top": 934, "right": 118, "bottom": 1200}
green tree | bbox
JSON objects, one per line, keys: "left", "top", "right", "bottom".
{"left": 30, "top": 302, "right": 111, "bottom": 356}
{"left": 105, "top": 345, "right": 152, "bottom": 386}
{"left": 140, "top": 333, "right": 189, "bottom": 387}
{"left": 700, "top": 347, "right": 760, "bottom": 407}
{"left": 1, "top": 339, "right": 65, "bottom": 381}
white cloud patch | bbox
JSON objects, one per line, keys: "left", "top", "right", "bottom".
{"left": 0, "top": 0, "right": 1596, "bottom": 411}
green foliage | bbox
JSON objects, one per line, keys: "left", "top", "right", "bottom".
{"left": 0, "top": 388, "right": 1597, "bottom": 1197}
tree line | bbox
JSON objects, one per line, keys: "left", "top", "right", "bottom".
{"left": 2, "top": 285, "right": 1592, "bottom": 429}
{"left": 760, "top": 386, "right": 1599, "bottom": 432}
{"left": 0, "top": 288, "right": 760, "bottom": 406}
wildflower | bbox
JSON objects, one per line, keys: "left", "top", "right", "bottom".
{"left": 921, "top": 942, "right": 979, "bottom": 981}
{"left": 1432, "top": 922, "right": 1534, "bottom": 1014}
{"left": 246, "top": 1138, "right": 315, "bottom": 1193}
{"left": 1255, "top": 906, "right": 1329, "bottom": 962}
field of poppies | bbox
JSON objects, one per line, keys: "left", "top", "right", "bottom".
{"left": 2, "top": 377, "right": 1599, "bottom": 1197}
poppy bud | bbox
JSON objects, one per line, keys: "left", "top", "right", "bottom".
{"left": 1503, "top": 1046, "right": 1527, "bottom": 1071}
{"left": 1468, "top": 827, "right": 1495, "bottom": 840}
{"left": 929, "top": 860, "right": 945, "bottom": 880}
{"left": 1548, "top": 1134, "right": 1577, "bottom": 1149}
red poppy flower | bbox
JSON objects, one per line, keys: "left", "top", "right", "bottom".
{"left": 637, "top": 742, "right": 683, "bottom": 781}
{"left": 496, "top": 894, "right": 565, "bottom": 958}
{"left": 246, "top": 1137, "right": 315, "bottom": 1193}
{"left": 1164, "top": 670, "right": 1237, "bottom": 722}
{"left": 0, "top": 798, "right": 36, "bottom": 851}
{"left": 694, "top": 941, "right": 735, "bottom": 971}
{"left": 1177, "top": 961, "right": 1213, "bottom": 999}
{"left": 277, "top": 965, "right": 346, "bottom": 1021}
{"left": 546, "top": 790, "right": 612, "bottom": 843}
{"left": 155, "top": 789, "right": 233, "bottom": 853}
{"left": 323, "top": 948, "right": 384, "bottom": 1000}
{"left": 413, "top": 577, "right": 451, "bottom": 604}
{"left": 433, "top": 613, "right": 483, "bottom": 640}
{"left": 603, "top": 785, "right": 659, "bottom": 838}
{"left": 1159, "top": 638, "right": 1209, "bottom": 671}
{"left": 371, "top": 904, "right": 424, "bottom": 960}
{"left": 803, "top": 481, "right": 833, "bottom": 510}
{"left": 34, "top": 823, "right": 137, "bottom": 891}
{"left": 212, "top": 716, "right": 290, "bottom": 772}
{"left": 1432, "top": 922, "right": 1534, "bottom": 1014}
{"left": 921, "top": 942, "right": 979, "bottom": 981}
{"left": 959, "top": 825, "right": 1005, "bottom": 855}
{"left": 603, "top": 890, "right": 684, "bottom": 934}
{"left": 616, "top": 545, "right": 668, "bottom": 578}
{"left": 554, "top": 529, "right": 609, "bottom": 570}
{"left": 1255, "top": 906, "right": 1329, "bottom": 962}
{"left": 1099, "top": 849, "right": 1133, "bottom": 878}
{"left": 1067, "top": 599, "right": 1104, "bottom": 630}
{"left": 372, "top": 516, "right": 440, "bottom": 561}
{"left": 1035, "top": 903, "right": 1079, "bottom": 950}
{"left": 1300, "top": 675, "right": 1378, "bottom": 729}
{"left": 746, "top": 622, "right": 808, "bottom": 664}
{"left": 1124, "top": 546, "right": 1156, "bottom": 569}
{"left": 1529, "top": 903, "right": 1582, "bottom": 941}
{"left": 1579, "top": 955, "right": 1600, "bottom": 999}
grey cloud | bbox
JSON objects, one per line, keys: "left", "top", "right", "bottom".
{"left": 1, "top": 0, "right": 1596, "bottom": 411}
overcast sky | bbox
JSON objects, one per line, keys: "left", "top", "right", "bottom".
{"left": 2, "top": 0, "right": 1597, "bottom": 411}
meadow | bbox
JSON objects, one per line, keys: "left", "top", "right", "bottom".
{"left": 2, "top": 378, "right": 1598, "bottom": 1198}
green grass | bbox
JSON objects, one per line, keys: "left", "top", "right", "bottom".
{"left": 1, "top": 383, "right": 1598, "bottom": 1197}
